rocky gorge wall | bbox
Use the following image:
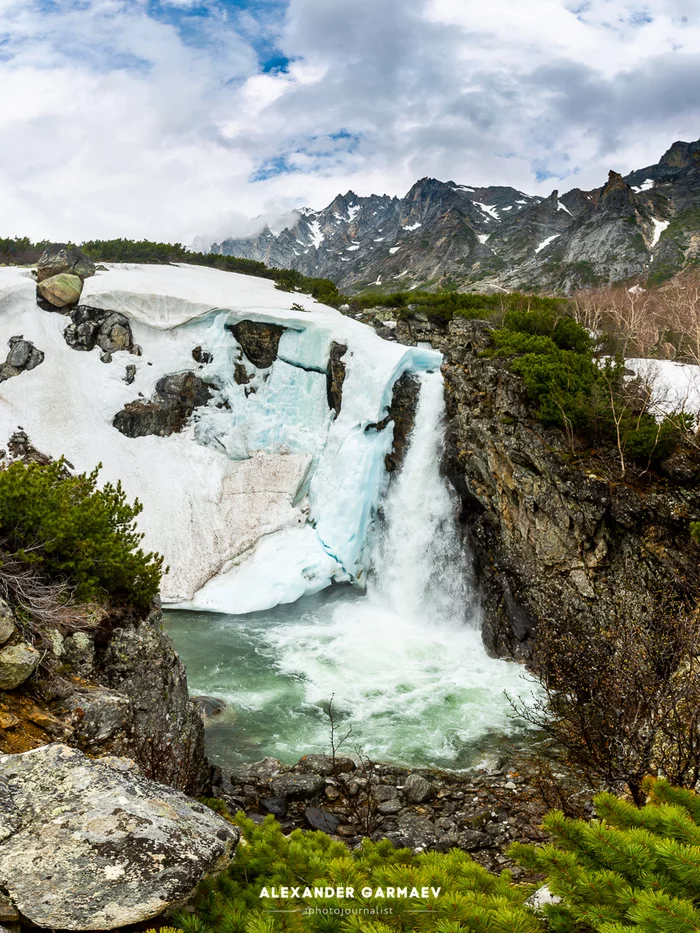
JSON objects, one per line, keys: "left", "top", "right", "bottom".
{"left": 0, "top": 591, "right": 210, "bottom": 796}
{"left": 354, "top": 307, "right": 700, "bottom": 661}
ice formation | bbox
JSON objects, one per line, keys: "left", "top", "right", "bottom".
{"left": 0, "top": 263, "right": 440, "bottom": 613}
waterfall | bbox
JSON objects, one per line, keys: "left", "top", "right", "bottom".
{"left": 166, "top": 369, "right": 533, "bottom": 769}
{"left": 372, "top": 370, "right": 475, "bottom": 626}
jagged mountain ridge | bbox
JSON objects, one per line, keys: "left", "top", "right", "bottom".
{"left": 209, "top": 138, "right": 700, "bottom": 294}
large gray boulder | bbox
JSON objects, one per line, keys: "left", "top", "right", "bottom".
{"left": 113, "top": 371, "right": 212, "bottom": 438}
{"left": 0, "top": 744, "right": 238, "bottom": 930}
{"left": 0, "top": 337, "right": 44, "bottom": 383}
{"left": 36, "top": 244, "right": 96, "bottom": 283}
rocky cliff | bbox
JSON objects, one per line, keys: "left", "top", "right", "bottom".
{"left": 355, "top": 308, "right": 700, "bottom": 660}
{"left": 0, "top": 579, "right": 209, "bottom": 796}
{"left": 210, "top": 137, "right": 700, "bottom": 294}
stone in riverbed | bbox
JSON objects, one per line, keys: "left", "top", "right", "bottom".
{"left": 0, "top": 744, "right": 238, "bottom": 930}
{"left": 271, "top": 773, "right": 326, "bottom": 800}
{"left": 305, "top": 807, "right": 341, "bottom": 834}
{"left": 0, "top": 643, "right": 39, "bottom": 690}
{"left": 403, "top": 772, "right": 434, "bottom": 803}
{"left": 191, "top": 695, "right": 226, "bottom": 718}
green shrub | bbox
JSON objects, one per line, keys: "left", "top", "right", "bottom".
{"left": 169, "top": 812, "right": 540, "bottom": 933}
{"left": 488, "top": 306, "right": 682, "bottom": 468}
{"left": 512, "top": 779, "right": 700, "bottom": 933}
{"left": 0, "top": 459, "right": 163, "bottom": 610}
{"left": 165, "top": 781, "right": 700, "bottom": 933}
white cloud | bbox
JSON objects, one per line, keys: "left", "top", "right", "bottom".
{"left": 0, "top": 0, "right": 699, "bottom": 242}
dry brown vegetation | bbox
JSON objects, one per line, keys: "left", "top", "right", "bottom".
{"left": 571, "top": 269, "right": 700, "bottom": 363}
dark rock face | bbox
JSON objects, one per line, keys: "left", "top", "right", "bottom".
{"left": 97, "top": 608, "right": 210, "bottom": 794}
{"left": 366, "top": 371, "right": 421, "bottom": 472}
{"left": 0, "top": 744, "right": 237, "bottom": 930}
{"left": 64, "top": 307, "right": 134, "bottom": 355}
{"left": 438, "top": 319, "right": 700, "bottom": 660}
{"left": 384, "top": 372, "right": 420, "bottom": 471}
{"left": 234, "top": 361, "right": 253, "bottom": 385}
{"left": 326, "top": 342, "right": 347, "bottom": 416}
{"left": 36, "top": 244, "right": 96, "bottom": 283}
{"left": 113, "top": 371, "right": 212, "bottom": 438}
{"left": 228, "top": 320, "right": 285, "bottom": 368}
{"left": 0, "top": 337, "right": 44, "bottom": 383}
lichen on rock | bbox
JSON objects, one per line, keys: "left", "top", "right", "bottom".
{"left": 0, "top": 744, "right": 238, "bottom": 930}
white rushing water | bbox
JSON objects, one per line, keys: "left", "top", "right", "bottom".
{"left": 166, "top": 369, "right": 535, "bottom": 769}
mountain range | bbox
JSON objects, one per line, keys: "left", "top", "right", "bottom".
{"left": 205, "top": 139, "right": 700, "bottom": 294}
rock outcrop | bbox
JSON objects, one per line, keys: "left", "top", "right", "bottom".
{"left": 228, "top": 320, "right": 285, "bottom": 368}
{"left": 437, "top": 319, "right": 700, "bottom": 659}
{"left": 113, "top": 371, "right": 212, "bottom": 438}
{"left": 326, "top": 341, "right": 347, "bottom": 415}
{"left": 64, "top": 306, "right": 134, "bottom": 354}
{"left": 0, "top": 594, "right": 209, "bottom": 796}
{"left": 0, "top": 336, "right": 44, "bottom": 382}
{"left": 0, "top": 744, "right": 238, "bottom": 930}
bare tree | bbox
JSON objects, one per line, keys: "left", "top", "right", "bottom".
{"left": 512, "top": 600, "right": 700, "bottom": 807}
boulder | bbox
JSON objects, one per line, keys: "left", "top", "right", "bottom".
{"left": 384, "top": 813, "right": 438, "bottom": 850}
{"left": 295, "top": 753, "right": 355, "bottom": 776}
{"left": 0, "top": 744, "right": 238, "bottom": 930}
{"left": 192, "top": 345, "right": 213, "bottom": 365}
{"left": 0, "top": 602, "right": 15, "bottom": 647}
{"left": 403, "top": 772, "right": 434, "bottom": 803}
{"left": 0, "top": 338, "right": 44, "bottom": 383}
{"left": 0, "top": 644, "right": 39, "bottom": 690}
{"left": 231, "top": 757, "right": 283, "bottom": 785}
{"left": 305, "top": 807, "right": 341, "bottom": 834}
{"left": 37, "top": 273, "right": 83, "bottom": 308}
{"left": 270, "top": 773, "right": 326, "bottom": 800}
{"left": 261, "top": 796, "right": 288, "bottom": 818}
{"left": 36, "top": 244, "right": 96, "bottom": 283}
{"left": 64, "top": 307, "right": 134, "bottom": 355}
{"left": 228, "top": 320, "right": 285, "bottom": 369}
{"left": 57, "top": 688, "right": 131, "bottom": 747}
{"left": 113, "top": 371, "right": 212, "bottom": 438}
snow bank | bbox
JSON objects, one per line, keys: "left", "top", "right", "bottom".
{"left": 0, "top": 263, "right": 441, "bottom": 614}
{"left": 626, "top": 358, "right": 700, "bottom": 418}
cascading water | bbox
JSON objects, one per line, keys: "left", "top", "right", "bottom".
{"left": 165, "top": 369, "right": 535, "bottom": 769}
{"left": 372, "top": 370, "right": 474, "bottom": 624}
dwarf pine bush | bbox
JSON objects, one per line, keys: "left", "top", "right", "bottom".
{"left": 0, "top": 459, "right": 163, "bottom": 610}
{"left": 165, "top": 813, "right": 540, "bottom": 933}
{"left": 512, "top": 779, "right": 700, "bottom": 933}
{"left": 151, "top": 780, "right": 700, "bottom": 933}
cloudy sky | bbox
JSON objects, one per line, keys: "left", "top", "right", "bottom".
{"left": 1, "top": 0, "right": 699, "bottom": 243}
